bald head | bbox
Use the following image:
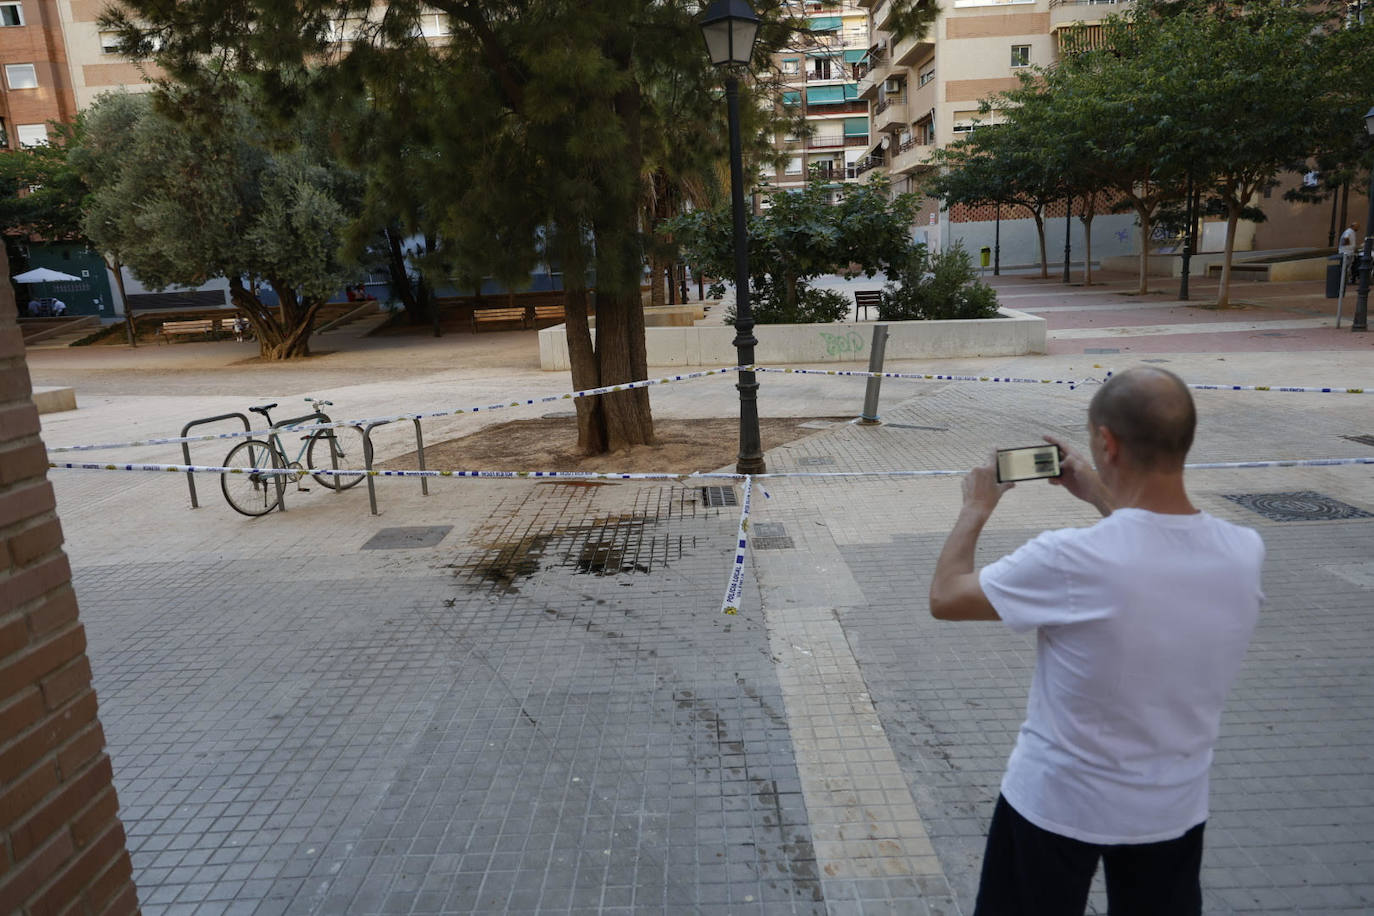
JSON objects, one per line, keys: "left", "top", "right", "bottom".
{"left": 1088, "top": 367, "right": 1196, "bottom": 471}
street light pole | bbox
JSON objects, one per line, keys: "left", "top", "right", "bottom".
{"left": 701, "top": 0, "right": 765, "bottom": 474}
{"left": 725, "top": 75, "right": 765, "bottom": 473}
{"left": 1352, "top": 106, "right": 1374, "bottom": 333}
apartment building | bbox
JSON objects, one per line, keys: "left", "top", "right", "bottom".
{"left": 767, "top": 0, "right": 873, "bottom": 194}
{"left": 850, "top": 0, "right": 1137, "bottom": 262}
{"left": 56, "top": 0, "right": 159, "bottom": 110}
{"left": 0, "top": 0, "right": 76, "bottom": 149}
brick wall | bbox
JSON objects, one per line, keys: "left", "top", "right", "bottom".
{"left": 0, "top": 248, "right": 139, "bottom": 913}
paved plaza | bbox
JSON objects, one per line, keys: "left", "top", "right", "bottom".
{"left": 27, "top": 273, "right": 1374, "bottom": 914}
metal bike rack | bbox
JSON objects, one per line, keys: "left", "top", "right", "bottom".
{"left": 360, "top": 419, "right": 430, "bottom": 516}
{"left": 181, "top": 412, "right": 251, "bottom": 508}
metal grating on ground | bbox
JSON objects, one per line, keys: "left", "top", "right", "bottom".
{"left": 751, "top": 522, "right": 795, "bottom": 550}
{"left": 449, "top": 485, "right": 722, "bottom": 592}
{"left": 360, "top": 525, "right": 453, "bottom": 549}
{"left": 1222, "top": 491, "right": 1374, "bottom": 523}
{"left": 699, "top": 485, "right": 739, "bottom": 508}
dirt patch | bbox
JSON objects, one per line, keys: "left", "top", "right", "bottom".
{"left": 382, "top": 416, "right": 849, "bottom": 474}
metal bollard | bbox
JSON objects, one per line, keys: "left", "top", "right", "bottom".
{"left": 859, "top": 323, "right": 889, "bottom": 425}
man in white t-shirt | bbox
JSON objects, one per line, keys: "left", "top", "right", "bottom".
{"left": 929, "top": 367, "right": 1264, "bottom": 916}
{"left": 1339, "top": 222, "right": 1361, "bottom": 284}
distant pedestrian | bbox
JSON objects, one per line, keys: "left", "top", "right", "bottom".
{"left": 930, "top": 367, "right": 1265, "bottom": 916}
{"left": 1339, "top": 222, "right": 1361, "bottom": 284}
{"left": 51, "top": 298, "right": 66, "bottom": 317}
{"left": 233, "top": 316, "right": 247, "bottom": 342}
{"left": 27, "top": 298, "right": 39, "bottom": 317}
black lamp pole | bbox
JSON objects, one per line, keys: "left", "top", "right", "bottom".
{"left": 1062, "top": 194, "right": 1072, "bottom": 283}
{"left": 1353, "top": 106, "right": 1374, "bottom": 333}
{"left": 701, "top": 0, "right": 765, "bottom": 474}
{"left": 725, "top": 75, "right": 766, "bottom": 472}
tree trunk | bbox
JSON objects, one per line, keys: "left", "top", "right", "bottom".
{"left": 1079, "top": 192, "right": 1097, "bottom": 286}
{"left": 228, "top": 277, "right": 321, "bottom": 360}
{"left": 562, "top": 279, "right": 606, "bottom": 455}
{"left": 106, "top": 256, "right": 136, "bottom": 346}
{"left": 1033, "top": 213, "right": 1048, "bottom": 279}
{"left": 784, "top": 272, "right": 798, "bottom": 312}
{"left": 1136, "top": 207, "right": 1152, "bottom": 294}
{"left": 1216, "top": 203, "right": 1242, "bottom": 309}
{"left": 384, "top": 226, "right": 426, "bottom": 325}
{"left": 649, "top": 252, "right": 667, "bottom": 308}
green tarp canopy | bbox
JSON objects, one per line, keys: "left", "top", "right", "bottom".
{"left": 843, "top": 50, "right": 867, "bottom": 62}
{"left": 843, "top": 117, "right": 869, "bottom": 136}
{"left": 808, "top": 16, "right": 841, "bottom": 30}
{"left": 783, "top": 90, "right": 801, "bottom": 106}
{"left": 844, "top": 83, "right": 859, "bottom": 100}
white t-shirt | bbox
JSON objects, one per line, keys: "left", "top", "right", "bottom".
{"left": 1339, "top": 228, "right": 1357, "bottom": 255}
{"left": 979, "top": 508, "right": 1264, "bottom": 845}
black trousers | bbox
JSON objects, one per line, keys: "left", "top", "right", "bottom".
{"left": 973, "top": 794, "right": 1204, "bottom": 916}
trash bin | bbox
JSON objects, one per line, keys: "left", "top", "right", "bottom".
{"left": 1326, "top": 255, "right": 1343, "bottom": 299}
{"left": 980, "top": 246, "right": 992, "bottom": 268}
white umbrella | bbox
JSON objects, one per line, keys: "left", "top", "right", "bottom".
{"left": 12, "top": 267, "right": 81, "bottom": 283}
{"left": 13, "top": 266, "right": 82, "bottom": 316}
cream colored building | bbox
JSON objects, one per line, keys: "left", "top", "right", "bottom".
{"left": 55, "top": 0, "right": 160, "bottom": 109}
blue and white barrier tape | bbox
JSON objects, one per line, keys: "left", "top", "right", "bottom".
{"left": 720, "top": 476, "right": 754, "bottom": 616}
{"left": 751, "top": 366, "right": 1107, "bottom": 389}
{"left": 48, "top": 456, "right": 1374, "bottom": 478}
{"left": 46, "top": 367, "right": 739, "bottom": 454}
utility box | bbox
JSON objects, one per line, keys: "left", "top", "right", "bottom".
{"left": 1326, "top": 255, "right": 1343, "bottom": 299}
{"left": 980, "top": 246, "right": 991, "bottom": 268}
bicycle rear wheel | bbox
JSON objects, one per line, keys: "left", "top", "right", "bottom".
{"left": 221, "top": 439, "right": 286, "bottom": 516}
{"left": 307, "top": 425, "right": 372, "bottom": 490}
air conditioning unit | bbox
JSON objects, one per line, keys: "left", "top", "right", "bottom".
{"left": 883, "top": 79, "right": 903, "bottom": 94}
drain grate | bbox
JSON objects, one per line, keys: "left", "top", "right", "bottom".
{"left": 700, "top": 486, "right": 739, "bottom": 508}
{"left": 751, "top": 522, "right": 795, "bottom": 550}
{"left": 1342, "top": 434, "right": 1374, "bottom": 448}
{"left": 798, "top": 456, "right": 835, "bottom": 467}
{"left": 361, "top": 526, "right": 453, "bottom": 549}
{"left": 1223, "top": 491, "right": 1374, "bottom": 523}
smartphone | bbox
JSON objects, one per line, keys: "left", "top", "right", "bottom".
{"left": 996, "top": 444, "right": 1062, "bottom": 484}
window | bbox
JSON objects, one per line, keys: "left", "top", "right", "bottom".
{"left": 0, "top": 2, "right": 23, "bottom": 26}
{"left": 782, "top": 58, "right": 800, "bottom": 75}
{"left": 812, "top": 57, "right": 832, "bottom": 80}
{"left": 918, "top": 67, "right": 935, "bottom": 87}
{"left": 0, "top": 117, "right": 8, "bottom": 149}
{"left": 1010, "top": 45, "right": 1030, "bottom": 68}
{"left": 785, "top": 156, "right": 803, "bottom": 176}
{"left": 15, "top": 123, "right": 47, "bottom": 147}
{"left": 5, "top": 64, "right": 37, "bottom": 90}
{"left": 99, "top": 31, "right": 123, "bottom": 54}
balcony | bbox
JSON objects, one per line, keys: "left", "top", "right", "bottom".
{"left": 855, "top": 47, "right": 889, "bottom": 99}
{"left": 874, "top": 0, "right": 894, "bottom": 31}
{"left": 892, "top": 32, "right": 933, "bottom": 67}
{"left": 807, "top": 133, "right": 847, "bottom": 151}
{"left": 1050, "top": 0, "right": 1131, "bottom": 31}
{"left": 873, "top": 96, "right": 908, "bottom": 133}
{"left": 890, "top": 136, "right": 934, "bottom": 176}
{"left": 908, "top": 74, "right": 937, "bottom": 125}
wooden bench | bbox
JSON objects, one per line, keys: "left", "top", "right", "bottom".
{"left": 853, "top": 290, "right": 883, "bottom": 320}
{"left": 159, "top": 319, "right": 221, "bottom": 343}
{"left": 471, "top": 307, "right": 529, "bottom": 333}
{"left": 530, "top": 304, "right": 566, "bottom": 328}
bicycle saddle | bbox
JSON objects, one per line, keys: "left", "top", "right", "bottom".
{"left": 249, "top": 403, "right": 278, "bottom": 415}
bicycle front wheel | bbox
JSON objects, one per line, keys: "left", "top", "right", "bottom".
{"left": 307, "top": 425, "right": 372, "bottom": 490}
{"left": 221, "top": 439, "right": 286, "bottom": 516}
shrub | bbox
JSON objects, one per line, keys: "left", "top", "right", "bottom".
{"left": 724, "top": 283, "right": 851, "bottom": 324}
{"left": 879, "top": 241, "right": 999, "bottom": 321}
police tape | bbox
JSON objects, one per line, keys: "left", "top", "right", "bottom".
{"left": 45, "top": 367, "right": 740, "bottom": 455}
{"left": 719, "top": 475, "right": 754, "bottom": 616}
{"left": 46, "top": 456, "right": 1374, "bottom": 478}
{"left": 750, "top": 366, "right": 1109, "bottom": 389}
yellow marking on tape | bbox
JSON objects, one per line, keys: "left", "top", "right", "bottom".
{"left": 1256, "top": 386, "right": 1270, "bottom": 391}
{"left": 723, "top": 606, "right": 738, "bottom": 616}
{"left": 1349, "top": 388, "right": 1364, "bottom": 393}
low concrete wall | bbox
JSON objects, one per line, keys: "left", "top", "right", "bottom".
{"left": 538, "top": 307, "right": 1045, "bottom": 370}
{"left": 32, "top": 385, "right": 77, "bottom": 414}
{"left": 644, "top": 304, "right": 707, "bottom": 327}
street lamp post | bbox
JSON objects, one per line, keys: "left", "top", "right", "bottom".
{"left": 1352, "top": 105, "right": 1374, "bottom": 333}
{"left": 700, "top": 0, "right": 766, "bottom": 474}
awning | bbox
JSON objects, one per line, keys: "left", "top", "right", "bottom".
{"left": 843, "top": 50, "right": 867, "bottom": 62}
{"left": 808, "top": 16, "right": 841, "bottom": 31}
{"left": 844, "top": 146, "right": 869, "bottom": 165}
{"left": 782, "top": 90, "right": 800, "bottom": 106}
{"left": 843, "top": 117, "right": 869, "bottom": 136}
{"left": 806, "top": 85, "right": 846, "bottom": 105}
{"left": 844, "top": 83, "right": 859, "bottom": 100}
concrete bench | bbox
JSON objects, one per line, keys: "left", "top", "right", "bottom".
{"left": 159, "top": 319, "right": 221, "bottom": 343}
{"left": 471, "top": 307, "right": 528, "bottom": 333}
{"left": 854, "top": 290, "right": 883, "bottom": 320}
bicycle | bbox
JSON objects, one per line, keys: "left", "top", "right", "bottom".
{"left": 220, "top": 398, "right": 373, "bottom": 517}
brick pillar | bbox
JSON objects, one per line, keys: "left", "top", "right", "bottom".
{"left": 0, "top": 249, "right": 139, "bottom": 914}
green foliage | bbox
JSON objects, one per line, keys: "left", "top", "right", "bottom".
{"left": 0, "top": 121, "right": 88, "bottom": 244}
{"left": 724, "top": 284, "right": 850, "bottom": 325}
{"left": 670, "top": 173, "right": 919, "bottom": 322}
{"left": 879, "top": 242, "right": 999, "bottom": 322}
{"left": 71, "top": 88, "right": 362, "bottom": 358}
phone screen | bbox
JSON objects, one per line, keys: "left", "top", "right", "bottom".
{"left": 996, "top": 445, "right": 1062, "bottom": 483}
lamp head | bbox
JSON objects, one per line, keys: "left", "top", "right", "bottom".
{"left": 700, "top": 0, "right": 761, "bottom": 68}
